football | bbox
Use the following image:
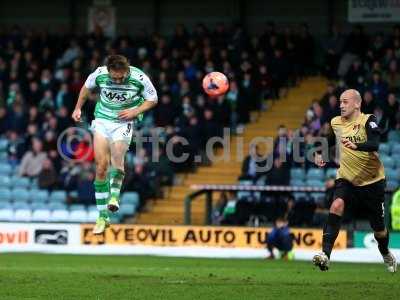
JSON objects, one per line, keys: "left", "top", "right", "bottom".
{"left": 202, "top": 71, "right": 229, "bottom": 96}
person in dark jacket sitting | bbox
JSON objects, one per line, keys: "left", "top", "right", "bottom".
{"left": 239, "top": 144, "right": 269, "bottom": 183}
{"left": 266, "top": 157, "right": 290, "bottom": 186}
{"left": 267, "top": 218, "right": 294, "bottom": 260}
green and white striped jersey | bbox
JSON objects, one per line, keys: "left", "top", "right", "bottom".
{"left": 84, "top": 66, "right": 158, "bottom": 122}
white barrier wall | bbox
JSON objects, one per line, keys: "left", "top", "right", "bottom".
{"left": 1, "top": 222, "right": 347, "bottom": 249}
{"left": 1, "top": 222, "right": 399, "bottom": 263}
{"left": 0, "top": 223, "right": 80, "bottom": 246}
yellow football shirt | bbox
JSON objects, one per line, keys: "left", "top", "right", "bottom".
{"left": 331, "top": 113, "right": 385, "bottom": 186}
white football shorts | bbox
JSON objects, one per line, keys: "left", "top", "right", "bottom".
{"left": 90, "top": 118, "right": 134, "bottom": 144}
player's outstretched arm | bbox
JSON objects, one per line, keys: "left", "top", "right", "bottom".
{"left": 72, "top": 86, "right": 90, "bottom": 122}
{"left": 313, "top": 123, "right": 335, "bottom": 168}
{"left": 72, "top": 69, "right": 98, "bottom": 122}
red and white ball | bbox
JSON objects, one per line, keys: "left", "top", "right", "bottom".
{"left": 202, "top": 72, "right": 229, "bottom": 97}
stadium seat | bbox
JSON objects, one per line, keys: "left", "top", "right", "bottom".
{"left": 121, "top": 192, "right": 140, "bottom": 206}
{"left": 119, "top": 203, "right": 136, "bottom": 216}
{"left": 392, "top": 154, "right": 400, "bottom": 169}
{"left": 11, "top": 188, "right": 30, "bottom": 202}
{"left": 30, "top": 189, "right": 49, "bottom": 203}
{"left": 388, "top": 141, "right": 398, "bottom": 153}
{"left": 381, "top": 156, "right": 395, "bottom": 169}
{"left": 68, "top": 190, "right": 78, "bottom": 198}
{"left": 0, "top": 176, "right": 11, "bottom": 188}
{"left": 125, "top": 152, "right": 135, "bottom": 167}
{"left": 142, "top": 114, "right": 154, "bottom": 128}
{"left": 88, "top": 205, "right": 97, "bottom": 212}
{"left": 255, "top": 175, "right": 266, "bottom": 185}
{"left": 110, "top": 214, "right": 121, "bottom": 223}
{"left": 236, "top": 180, "right": 259, "bottom": 200}
{"left": 69, "top": 210, "right": 88, "bottom": 222}
{"left": 306, "top": 168, "right": 324, "bottom": 181}
{"left": 238, "top": 180, "right": 253, "bottom": 185}
{"left": 87, "top": 210, "right": 98, "bottom": 222}
{"left": 290, "top": 168, "right": 306, "bottom": 180}
{"left": 48, "top": 202, "right": 67, "bottom": 211}
{"left": 391, "top": 143, "right": 400, "bottom": 154}
{"left": 239, "top": 188, "right": 260, "bottom": 199}
{"left": 69, "top": 204, "right": 86, "bottom": 211}
{"left": 12, "top": 202, "right": 30, "bottom": 210}
{"left": 306, "top": 179, "right": 325, "bottom": 187}
{"left": 293, "top": 192, "right": 307, "bottom": 200}
{"left": 0, "top": 188, "right": 11, "bottom": 202}
{"left": 325, "top": 168, "right": 337, "bottom": 179}
{"left": 388, "top": 130, "right": 400, "bottom": 143}
{"left": 387, "top": 180, "right": 399, "bottom": 191}
{"left": 0, "top": 208, "right": 14, "bottom": 221}
{"left": 0, "top": 163, "right": 12, "bottom": 176}
{"left": 379, "top": 143, "right": 390, "bottom": 155}
{"left": 236, "top": 188, "right": 261, "bottom": 201}
{"left": 290, "top": 179, "right": 306, "bottom": 186}
{"left": 237, "top": 190, "right": 252, "bottom": 200}
{"left": 50, "top": 209, "right": 69, "bottom": 222}
{"left": 49, "top": 191, "right": 67, "bottom": 203}
{"left": 14, "top": 209, "right": 32, "bottom": 222}
{"left": 30, "top": 178, "right": 38, "bottom": 189}
{"left": 31, "top": 209, "right": 51, "bottom": 222}
{"left": 0, "top": 151, "right": 8, "bottom": 161}
{"left": 386, "top": 168, "right": 398, "bottom": 181}
{"left": 30, "top": 202, "right": 48, "bottom": 210}
{"left": 0, "top": 139, "right": 8, "bottom": 152}
{"left": 310, "top": 192, "right": 325, "bottom": 202}
{"left": 11, "top": 176, "right": 31, "bottom": 189}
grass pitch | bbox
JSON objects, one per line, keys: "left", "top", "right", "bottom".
{"left": 0, "top": 253, "right": 398, "bottom": 300}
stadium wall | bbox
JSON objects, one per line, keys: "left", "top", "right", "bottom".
{"left": 1, "top": 222, "right": 399, "bottom": 263}
{"left": 0, "top": 0, "right": 395, "bottom": 36}
{"left": 0, "top": 222, "right": 346, "bottom": 250}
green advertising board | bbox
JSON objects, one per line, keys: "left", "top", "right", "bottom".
{"left": 354, "top": 231, "right": 400, "bottom": 249}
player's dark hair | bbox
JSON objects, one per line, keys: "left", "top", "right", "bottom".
{"left": 105, "top": 55, "right": 129, "bottom": 71}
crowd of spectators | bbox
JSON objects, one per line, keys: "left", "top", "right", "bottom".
{"left": 218, "top": 25, "right": 400, "bottom": 227}
{"left": 0, "top": 22, "right": 309, "bottom": 208}
{"left": 2, "top": 22, "right": 399, "bottom": 220}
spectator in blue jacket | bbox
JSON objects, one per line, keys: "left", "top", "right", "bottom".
{"left": 267, "top": 218, "right": 294, "bottom": 260}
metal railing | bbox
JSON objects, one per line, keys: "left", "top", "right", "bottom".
{"left": 184, "top": 184, "right": 326, "bottom": 225}
{"left": 184, "top": 184, "right": 396, "bottom": 225}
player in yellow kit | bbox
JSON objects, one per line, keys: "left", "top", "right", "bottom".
{"left": 312, "top": 89, "right": 397, "bottom": 272}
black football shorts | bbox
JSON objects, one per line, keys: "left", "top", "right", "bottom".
{"left": 333, "top": 178, "right": 386, "bottom": 232}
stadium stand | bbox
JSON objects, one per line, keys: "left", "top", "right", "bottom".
{"left": 0, "top": 22, "right": 307, "bottom": 223}
{"left": 211, "top": 25, "right": 400, "bottom": 227}
{"left": 0, "top": 24, "right": 400, "bottom": 227}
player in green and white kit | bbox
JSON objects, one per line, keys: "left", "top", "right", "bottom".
{"left": 72, "top": 55, "right": 158, "bottom": 234}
